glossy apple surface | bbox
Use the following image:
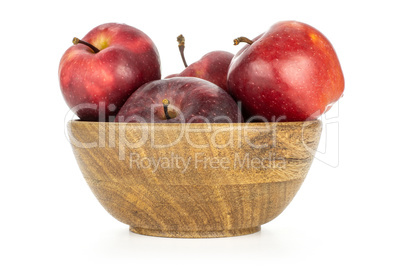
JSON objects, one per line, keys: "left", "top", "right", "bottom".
{"left": 115, "top": 77, "right": 243, "bottom": 123}
{"left": 227, "top": 21, "right": 344, "bottom": 121}
{"left": 59, "top": 23, "right": 161, "bottom": 121}
{"left": 166, "top": 51, "right": 233, "bottom": 92}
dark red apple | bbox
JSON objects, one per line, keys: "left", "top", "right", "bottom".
{"left": 227, "top": 21, "right": 345, "bottom": 121}
{"left": 59, "top": 23, "right": 161, "bottom": 121}
{"left": 115, "top": 77, "right": 243, "bottom": 123}
{"left": 165, "top": 35, "right": 233, "bottom": 92}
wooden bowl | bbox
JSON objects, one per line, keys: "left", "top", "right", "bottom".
{"left": 67, "top": 120, "right": 322, "bottom": 238}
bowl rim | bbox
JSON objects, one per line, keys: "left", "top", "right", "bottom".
{"left": 68, "top": 119, "right": 321, "bottom": 126}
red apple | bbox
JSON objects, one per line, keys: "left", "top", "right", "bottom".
{"left": 115, "top": 77, "right": 243, "bottom": 123}
{"left": 59, "top": 23, "right": 161, "bottom": 121}
{"left": 227, "top": 21, "right": 345, "bottom": 121}
{"left": 166, "top": 35, "right": 233, "bottom": 92}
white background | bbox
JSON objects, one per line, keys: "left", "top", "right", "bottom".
{"left": 1, "top": 0, "right": 401, "bottom": 267}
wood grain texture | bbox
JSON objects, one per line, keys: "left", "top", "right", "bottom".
{"left": 68, "top": 121, "right": 322, "bottom": 238}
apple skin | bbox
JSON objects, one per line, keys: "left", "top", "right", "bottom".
{"left": 59, "top": 23, "right": 161, "bottom": 121}
{"left": 115, "top": 77, "right": 243, "bottom": 123}
{"left": 166, "top": 51, "right": 233, "bottom": 92}
{"left": 227, "top": 21, "right": 345, "bottom": 121}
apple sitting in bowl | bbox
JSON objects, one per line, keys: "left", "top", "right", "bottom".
{"left": 115, "top": 77, "right": 243, "bottom": 123}
{"left": 165, "top": 35, "right": 233, "bottom": 92}
{"left": 227, "top": 21, "right": 345, "bottom": 122}
{"left": 59, "top": 23, "right": 161, "bottom": 121}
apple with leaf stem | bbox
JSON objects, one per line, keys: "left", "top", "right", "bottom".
{"left": 59, "top": 23, "right": 161, "bottom": 121}
{"left": 115, "top": 77, "right": 243, "bottom": 123}
{"left": 227, "top": 21, "right": 345, "bottom": 122}
{"left": 166, "top": 35, "right": 233, "bottom": 92}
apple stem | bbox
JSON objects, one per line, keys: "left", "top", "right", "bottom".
{"left": 72, "top": 37, "right": 100, "bottom": 53}
{"left": 162, "top": 99, "right": 171, "bottom": 120}
{"left": 177, "top": 34, "right": 188, "bottom": 68}
{"left": 233, "top": 37, "right": 254, "bottom": 45}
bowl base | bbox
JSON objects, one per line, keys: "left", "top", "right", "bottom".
{"left": 129, "top": 226, "right": 261, "bottom": 238}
